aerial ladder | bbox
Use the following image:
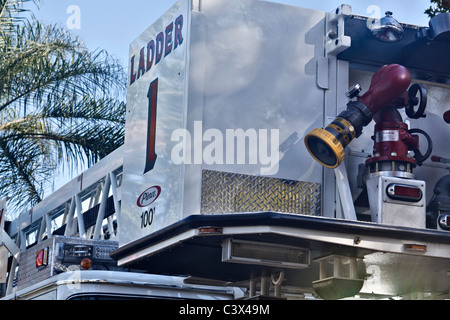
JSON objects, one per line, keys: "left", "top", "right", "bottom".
{"left": 0, "top": 147, "right": 124, "bottom": 297}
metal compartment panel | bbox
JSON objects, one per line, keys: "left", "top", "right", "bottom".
{"left": 119, "top": 0, "right": 327, "bottom": 248}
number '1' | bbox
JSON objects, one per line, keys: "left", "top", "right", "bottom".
{"left": 144, "top": 78, "right": 158, "bottom": 174}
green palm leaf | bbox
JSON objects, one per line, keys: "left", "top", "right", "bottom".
{"left": 0, "top": 2, "right": 126, "bottom": 216}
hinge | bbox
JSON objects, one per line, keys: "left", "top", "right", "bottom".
{"left": 325, "top": 4, "right": 352, "bottom": 56}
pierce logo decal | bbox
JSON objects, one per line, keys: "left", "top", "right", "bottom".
{"left": 137, "top": 185, "right": 161, "bottom": 207}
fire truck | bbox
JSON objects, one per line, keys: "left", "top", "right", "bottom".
{"left": 1, "top": 0, "right": 450, "bottom": 300}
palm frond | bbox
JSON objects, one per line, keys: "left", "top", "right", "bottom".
{"left": 0, "top": 133, "right": 52, "bottom": 210}
{"left": 0, "top": 20, "right": 126, "bottom": 113}
{"left": 0, "top": 11, "right": 126, "bottom": 216}
{"left": 0, "top": 0, "right": 40, "bottom": 41}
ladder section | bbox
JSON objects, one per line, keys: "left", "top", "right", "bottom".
{"left": 1, "top": 147, "right": 124, "bottom": 296}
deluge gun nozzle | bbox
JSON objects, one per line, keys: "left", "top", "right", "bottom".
{"left": 305, "top": 64, "right": 412, "bottom": 168}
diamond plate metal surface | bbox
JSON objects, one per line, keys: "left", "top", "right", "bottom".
{"left": 201, "top": 170, "right": 321, "bottom": 215}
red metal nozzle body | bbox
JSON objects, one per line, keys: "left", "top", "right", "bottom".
{"left": 362, "top": 65, "right": 420, "bottom": 170}
{"left": 358, "top": 64, "right": 412, "bottom": 116}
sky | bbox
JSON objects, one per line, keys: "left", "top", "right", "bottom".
{"left": 28, "top": 0, "right": 433, "bottom": 72}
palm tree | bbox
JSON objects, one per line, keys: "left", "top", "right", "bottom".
{"left": 0, "top": 0, "right": 127, "bottom": 216}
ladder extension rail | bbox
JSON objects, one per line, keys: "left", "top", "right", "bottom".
{"left": 4, "top": 146, "right": 124, "bottom": 250}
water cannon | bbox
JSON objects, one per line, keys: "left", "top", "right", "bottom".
{"left": 305, "top": 64, "right": 431, "bottom": 171}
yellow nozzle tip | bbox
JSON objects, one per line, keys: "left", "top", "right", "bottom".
{"left": 305, "top": 128, "right": 345, "bottom": 169}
